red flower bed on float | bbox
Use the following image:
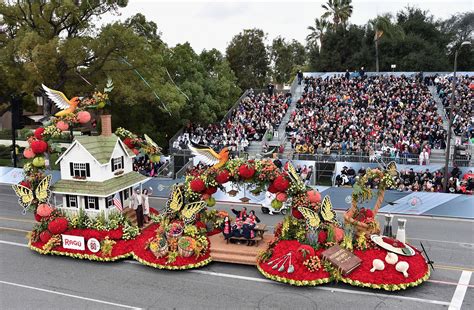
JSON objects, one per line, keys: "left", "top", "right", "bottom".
{"left": 132, "top": 224, "right": 212, "bottom": 270}
{"left": 29, "top": 226, "right": 134, "bottom": 261}
{"left": 257, "top": 240, "right": 331, "bottom": 286}
{"left": 341, "top": 247, "right": 430, "bottom": 290}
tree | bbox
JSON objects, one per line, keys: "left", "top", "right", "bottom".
{"left": 321, "top": 0, "right": 353, "bottom": 29}
{"left": 369, "top": 14, "right": 404, "bottom": 72}
{"left": 307, "top": 17, "right": 329, "bottom": 50}
{"left": 271, "top": 37, "right": 306, "bottom": 84}
{"left": 441, "top": 12, "right": 474, "bottom": 71}
{"left": 226, "top": 29, "right": 270, "bottom": 89}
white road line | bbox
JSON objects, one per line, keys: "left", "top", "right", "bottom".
{"left": 0, "top": 240, "right": 28, "bottom": 247}
{"left": 0, "top": 280, "right": 142, "bottom": 309}
{"left": 448, "top": 271, "right": 472, "bottom": 310}
{"left": 409, "top": 237, "right": 474, "bottom": 246}
{"left": 0, "top": 239, "right": 456, "bottom": 306}
{"left": 186, "top": 270, "right": 450, "bottom": 306}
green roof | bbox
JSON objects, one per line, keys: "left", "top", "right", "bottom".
{"left": 51, "top": 172, "right": 148, "bottom": 197}
{"left": 75, "top": 134, "right": 133, "bottom": 164}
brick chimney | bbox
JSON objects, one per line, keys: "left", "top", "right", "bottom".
{"left": 100, "top": 114, "right": 112, "bottom": 136}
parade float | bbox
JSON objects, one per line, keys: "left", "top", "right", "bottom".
{"left": 12, "top": 83, "right": 430, "bottom": 290}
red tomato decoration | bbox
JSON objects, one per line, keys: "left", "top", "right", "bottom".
{"left": 205, "top": 186, "right": 217, "bottom": 195}
{"left": 34, "top": 213, "right": 42, "bottom": 222}
{"left": 36, "top": 203, "right": 53, "bottom": 217}
{"left": 123, "top": 138, "right": 135, "bottom": 149}
{"left": 30, "top": 140, "right": 48, "bottom": 154}
{"left": 276, "top": 192, "right": 288, "bottom": 202}
{"left": 307, "top": 190, "right": 321, "bottom": 203}
{"left": 318, "top": 230, "right": 328, "bottom": 244}
{"left": 39, "top": 231, "right": 52, "bottom": 243}
{"left": 20, "top": 180, "right": 31, "bottom": 188}
{"left": 273, "top": 175, "right": 289, "bottom": 192}
{"left": 77, "top": 111, "right": 91, "bottom": 124}
{"left": 56, "top": 121, "right": 69, "bottom": 131}
{"left": 238, "top": 164, "right": 255, "bottom": 179}
{"left": 292, "top": 207, "right": 303, "bottom": 219}
{"left": 190, "top": 178, "right": 206, "bottom": 192}
{"left": 23, "top": 148, "right": 36, "bottom": 159}
{"left": 267, "top": 184, "right": 278, "bottom": 194}
{"left": 334, "top": 227, "right": 345, "bottom": 242}
{"left": 48, "top": 217, "right": 69, "bottom": 235}
{"left": 215, "top": 170, "right": 230, "bottom": 184}
{"left": 34, "top": 127, "right": 45, "bottom": 140}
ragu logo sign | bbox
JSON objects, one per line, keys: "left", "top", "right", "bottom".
{"left": 62, "top": 234, "right": 85, "bottom": 251}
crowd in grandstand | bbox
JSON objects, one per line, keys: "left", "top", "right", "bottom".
{"left": 172, "top": 90, "right": 290, "bottom": 153}
{"left": 335, "top": 166, "right": 474, "bottom": 194}
{"left": 435, "top": 75, "right": 473, "bottom": 142}
{"left": 287, "top": 75, "right": 447, "bottom": 158}
{"left": 133, "top": 156, "right": 170, "bottom": 177}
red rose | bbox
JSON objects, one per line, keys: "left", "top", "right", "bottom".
{"left": 132, "top": 148, "right": 140, "bottom": 155}
{"left": 195, "top": 221, "right": 206, "bottom": 230}
{"left": 123, "top": 138, "right": 134, "bottom": 149}
{"left": 292, "top": 207, "right": 303, "bottom": 219}
{"left": 267, "top": 184, "right": 278, "bottom": 194}
{"left": 273, "top": 175, "right": 290, "bottom": 192}
{"left": 318, "top": 230, "right": 327, "bottom": 244}
{"left": 215, "top": 170, "right": 230, "bottom": 184}
{"left": 48, "top": 217, "right": 69, "bottom": 235}
{"left": 34, "top": 213, "right": 42, "bottom": 222}
{"left": 205, "top": 186, "right": 217, "bottom": 195}
{"left": 30, "top": 140, "right": 48, "bottom": 154}
{"left": 190, "top": 178, "right": 206, "bottom": 192}
{"left": 39, "top": 230, "right": 52, "bottom": 243}
{"left": 34, "top": 127, "right": 45, "bottom": 140}
{"left": 238, "top": 164, "right": 255, "bottom": 179}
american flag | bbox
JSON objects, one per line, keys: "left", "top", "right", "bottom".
{"left": 113, "top": 192, "right": 123, "bottom": 212}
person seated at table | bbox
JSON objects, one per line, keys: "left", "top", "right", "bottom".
{"left": 232, "top": 218, "right": 244, "bottom": 237}
{"left": 242, "top": 216, "right": 256, "bottom": 240}
{"left": 231, "top": 207, "right": 247, "bottom": 220}
{"left": 247, "top": 210, "right": 261, "bottom": 223}
{"left": 222, "top": 216, "right": 232, "bottom": 240}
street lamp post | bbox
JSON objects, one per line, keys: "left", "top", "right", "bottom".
{"left": 443, "top": 41, "right": 471, "bottom": 192}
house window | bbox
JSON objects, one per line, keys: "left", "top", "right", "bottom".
{"left": 106, "top": 195, "right": 114, "bottom": 209}
{"left": 85, "top": 196, "right": 99, "bottom": 210}
{"left": 123, "top": 187, "right": 131, "bottom": 200}
{"left": 111, "top": 157, "right": 124, "bottom": 172}
{"left": 70, "top": 162, "right": 90, "bottom": 178}
{"left": 66, "top": 195, "right": 77, "bottom": 208}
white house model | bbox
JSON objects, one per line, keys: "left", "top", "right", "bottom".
{"left": 51, "top": 134, "right": 149, "bottom": 217}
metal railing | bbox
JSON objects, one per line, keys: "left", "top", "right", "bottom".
{"left": 175, "top": 158, "right": 194, "bottom": 179}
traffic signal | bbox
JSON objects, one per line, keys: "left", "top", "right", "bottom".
{"left": 11, "top": 96, "right": 24, "bottom": 129}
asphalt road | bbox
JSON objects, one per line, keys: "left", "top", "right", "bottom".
{"left": 0, "top": 185, "right": 473, "bottom": 310}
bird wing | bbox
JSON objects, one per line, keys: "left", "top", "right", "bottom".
{"left": 188, "top": 143, "right": 220, "bottom": 166}
{"left": 144, "top": 134, "right": 159, "bottom": 149}
{"left": 42, "top": 84, "right": 71, "bottom": 110}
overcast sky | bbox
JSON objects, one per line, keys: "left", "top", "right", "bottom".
{"left": 109, "top": 0, "right": 472, "bottom": 53}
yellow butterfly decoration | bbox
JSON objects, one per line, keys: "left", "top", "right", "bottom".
{"left": 385, "top": 161, "right": 399, "bottom": 178}
{"left": 181, "top": 201, "right": 206, "bottom": 225}
{"left": 298, "top": 195, "right": 337, "bottom": 229}
{"left": 165, "top": 185, "right": 184, "bottom": 214}
{"left": 298, "top": 207, "right": 320, "bottom": 229}
{"left": 12, "top": 175, "right": 52, "bottom": 214}
{"left": 287, "top": 161, "right": 304, "bottom": 187}
{"left": 319, "top": 195, "right": 336, "bottom": 223}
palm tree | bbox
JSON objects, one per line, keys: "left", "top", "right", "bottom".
{"left": 307, "top": 17, "right": 329, "bottom": 50}
{"left": 370, "top": 14, "right": 405, "bottom": 72}
{"left": 321, "top": 0, "right": 353, "bottom": 29}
